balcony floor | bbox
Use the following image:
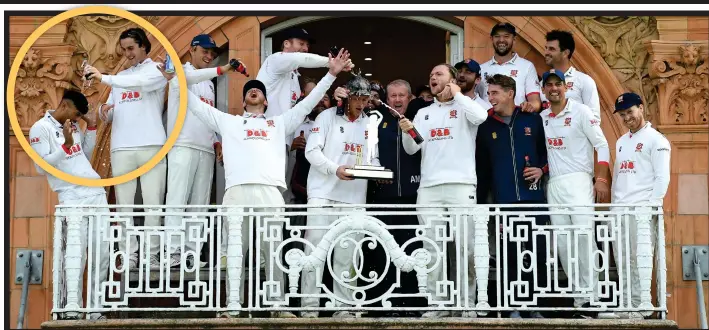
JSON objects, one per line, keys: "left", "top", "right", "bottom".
{"left": 42, "top": 317, "right": 678, "bottom": 329}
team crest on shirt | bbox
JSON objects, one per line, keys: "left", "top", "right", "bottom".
{"left": 492, "top": 132, "right": 497, "bottom": 139}
{"left": 564, "top": 117, "right": 572, "bottom": 126}
{"left": 524, "top": 127, "right": 532, "bottom": 136}
{"left": 635, "top": 143, "right": 643, "bottom": 152}
{"left": 382, "top": 122, "right": 388, "bottom": 128}
{"left": 266, "top": 120, "right": 275, "bottom": 127}
{"left": 566, "top": 82, "right": 574, "bottom": 89}
{"left": 510, "top": 70, "right": 518, "bottom": 77}
{"left": 449, "top": 110, "right": 458, "bottom": 119}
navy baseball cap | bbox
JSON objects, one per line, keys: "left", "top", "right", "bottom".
{"left": 454, "top": 59, "right": 481, "bottom": 74}
{"left": 614, "top": 92, "right": 643, "bottom": 113}
{"left": 191, "top": 34, "right": 217, "bottom": 49}
{"left": 281, "top": 27, "right": 316, "bottom": 44}
{"left": 490, "top": 22, "right": 517, "bottom": 36}
{"left": 541, "top": 69, "right": 566, "bottom": 85}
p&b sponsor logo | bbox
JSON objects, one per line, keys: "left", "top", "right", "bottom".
{"left": 244, "top": 129, "right": 270, "bottom": 141}
{"left": 30, "top": 137, "right": 40, "bottom": 144}
{"left": 618, "top": 160, "right": 636, "bottom": 174}
{"left": 342, "top": 142, "right": 363, "bottom": 155}
{"left": 119, "top": 91, "right": 142, "bottom": 104}
{"left": 547, "top": 137, "right": 566, "bottom": 150}
{"left": 429, "top": 127, "right": 453, "bottom": 141}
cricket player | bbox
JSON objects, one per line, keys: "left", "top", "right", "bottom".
{"left": 86, "top": 27, "right": 167, "bottom": 269}
{"left": 256, "top": 27, "right": 354, "bottom": 204}
{"left": 299, "top": 74, "right": 381, "bottom": 318}
{"left": 160, "top": 48, "right": 351, "bottom": 318}
{"left": 29, "top": 90, "right": 110, "bottom": 320}
{"left": 399, "top": 63, "right": 488, "bottom": 318}
{"left": 609, "top": 92, "right": 671, "bottom": 319}
{"left": 477, "top": 23, "right": 541, "bottom": 113}
{"left": 454, "top": 59, "right": 492, "bottom": 110}
{"left": 540, "top": 69, "right": 611, "bottom": 319}
{"left": 163, "top": 34, "right": 239, "bottom": 268}
{"left": 541, "top": 30, "right": 601, "bottom": 119}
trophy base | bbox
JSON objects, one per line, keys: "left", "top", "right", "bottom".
{"left": 345, "top": 165, "right": 394, "bottom": 180}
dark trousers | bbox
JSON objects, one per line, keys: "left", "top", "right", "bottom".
{"left": 362, "top": 195, "right": 426, "bottom": 315}
{"left": 498, "top": 202, "right": 551, "bottom": 315}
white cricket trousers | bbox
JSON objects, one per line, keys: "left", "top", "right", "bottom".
{"left": 59, "top": 193, "right": 111, "bottom": 311}
{"left": 111, "top": 146, "right": 167, "bottom": 256}
{"left": 222, "top": 184, "right": 286, "bottom": 304}
{"left": 165, "top": 146, "right": 215, "bottom": 256}
{"left": 301, "top": 198, "right": 363, "bottom": 308}
{"left": 417, "top": 183, "right": 478, "bottom": 305}
{"left": 611, "top": 208, "right": 657, "bottom": 308}
{"left": 546, "top": 172, "right": 599, "bottom": 307}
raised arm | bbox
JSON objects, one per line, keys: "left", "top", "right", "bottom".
{"left": 95, "top": 62, "right": 167, "bottom": 92}
{"left": 267, "top": 52, "right": 330, "bottom": 75}
{"left": 168, "top": 77, "right": 230, "bottom": 134}
{"left": 454, "top": 91, "right": 488, "bottom": 125}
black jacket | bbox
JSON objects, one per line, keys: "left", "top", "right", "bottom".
{"left": 476, "top": 107, "right": 549, "bottom": 203}
{"left": 369, "top": 100, "right": 426, "bottom": 201}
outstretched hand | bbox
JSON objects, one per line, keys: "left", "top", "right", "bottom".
{"left": 155, "top": 56, "right": 175, "bottom": 81}
{"left": 328, "top": 48, "right": 351, "bottom": 76}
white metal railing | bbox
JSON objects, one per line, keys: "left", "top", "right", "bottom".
{"left": 51, "top": 203, "right": 667, "bottom": 319}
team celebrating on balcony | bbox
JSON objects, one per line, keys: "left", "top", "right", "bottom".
{"left": 30, "top": 22, "right": 671, "bottom": 320}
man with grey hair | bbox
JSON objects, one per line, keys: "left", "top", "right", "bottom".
{"left": 364, "top": 78, "right": 425, "bottom": 316}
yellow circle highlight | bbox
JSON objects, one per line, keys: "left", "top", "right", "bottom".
{"left": 7, "top": 5, "right": 188, "bottom": 187}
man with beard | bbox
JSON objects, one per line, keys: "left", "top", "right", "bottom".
{"left": 160, "top": 48, "right": 351, "bottom": 318}
{"left": 454, "top": 59, "right": 492, "bottom": 110}
{"left": 477, "top": 23, "right": 541, "bottom": 113}
{"left": 399, "top": 64, "right": 488, "bottom": 318}
{"left": 541, "top": 30, "right": 601, "bottom": 119}
{"left": 540, "top": 69, "right": 611, "bottom": 319}
{"left": 365, "top": 79, "right": 425, "bottom": 316}
{"left": 163, "top": 34, "right": 240, "bottom": 268}
{"left": 607, "top": 92, "right": 670, "bottom": 320}
{"left": 301, "top": 74, "right": 381, "bottom": 318}
{"left": 87, "top": 27, "right": 167, "bottom": 269}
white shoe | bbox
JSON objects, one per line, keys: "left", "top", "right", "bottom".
{"left": 170, "top": 253, "right": 181, "bottom": 268}
{"left": 332, "top": 311, "right": 355, "bottom": 318}
{"left": 271, "top": 311, "right": 297, "bottom": 318}
{"left": 149, "top": 255, "right": 161, "bottom": 269}
{"left": 88, "top": 313, "right": 106, "bottom": 320}
{"left": 421, "top": 310, "right": 451, "bottom": 318}
{"left": 617, "top": 312, "right": 644, "bottom": 319}
{"left": 461, "top": 311, "right": 477, "bottom": 318}
{"left": 597, "top": 312, "right": 620, "bottom": 319}
{"left": 120, "top": 254, "right": 138, "bottom": 269}
{"left": 301, "top": 311, "right": 319, "bottom": 318}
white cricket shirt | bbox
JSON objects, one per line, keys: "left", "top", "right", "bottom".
{"left": 98, "top": 58, "right": 168, "bottom": 151}
{"left": 540, "top": 66, "right": 601, "bottom": 120}
{"left": 256, "top": 52, "right": 329, "bottom": 117}
{"left": 477, "top": 53, "right": 541, "bottom": 106}
{"left": 402, "top": 92, "right": 488, "bottom": 189}
{"left": 612, "top": 122, "right": 671, "bottom": 205}
{"left": 165, "top": 63, "right": 221, "bottom": 153}
{"left": 29, "top": 111, "right": 105, "bottom": 202}
{"left": 171, "top": 72, "right": 337, "bottom": 191}
{"left": 541, "top": 98, "right": 610, "bottom": 178}
{"left": 305, "top": 107, "right": 381, "bottom": 204}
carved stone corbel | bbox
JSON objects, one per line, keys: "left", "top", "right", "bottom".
{"left": 14, "top": 45, "right": 78, "bottom": 133}
{"left": 647, "top": 40, "right": 709, "bottom": 125}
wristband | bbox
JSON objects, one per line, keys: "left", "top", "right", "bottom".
{"left": 596, "top": 177, "right": 609, "bottom": 184}
{"left": 217, "top": 66, "right": 223, "bottom": 76}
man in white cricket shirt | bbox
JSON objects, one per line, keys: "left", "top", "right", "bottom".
{"left": 160, "top": 48, "right": 351, "bottom": 318}
{"left": 455, "top": 59, "right": 493, "bottom": 110}
{"left": 256, "top": 27, "right": 355, "bottom": 204}
{"left": 299, "top": 74, "right": 381, "bottom": 318}
{"left": 608, "top": 92, "right": 671, "bottom": 319}
{"left": 29, "top": 90, "right": 110, "bottom": 320}
{"left": 399, "top": 64, "right": 488, "bottom": 318}
{"left": 164, "top": 34, "right": 242, "bottom": 268}
{"left": 540, "top": 69, "right": 612, "bottom": 319}
{"left": 541, "top": 30, "right": 601, "bottom": 119}
{"left": 86, "top": 27, "right": 167, "bottom": 269}
{"left": 477, "top": 23, "right": 541, "bottom": 113}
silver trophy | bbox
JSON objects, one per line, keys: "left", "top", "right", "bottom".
{"left": 344, "top": 109, "right": 393, "bottom": 180}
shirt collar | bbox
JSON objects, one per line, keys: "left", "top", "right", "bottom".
{"left": 243, "top": 112, "right": 266, "bottom": 119}
{"left": 44, "top": 110, "right": 62, "bottom": 128}
{"left": 544, "top": 98, "right": 573, "bottom": 118}
{"left": 491, "top": 52, "right": 519, "bottom": 66}
{"left": 565, "top": 66, "right": 575, "bottom": 77}
{"left": 433, "top": 96, "right": 456, "bottom": 106}
{"left": 629, "top": 122, "right": 652, "bottom": 138}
